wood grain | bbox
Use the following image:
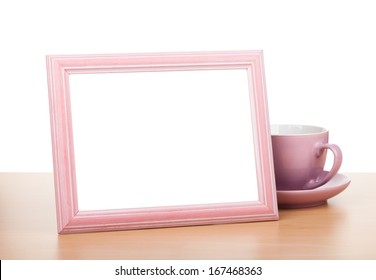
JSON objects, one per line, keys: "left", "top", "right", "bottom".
{"left": 1, "top": 173, "right": 375, "bottom": 259}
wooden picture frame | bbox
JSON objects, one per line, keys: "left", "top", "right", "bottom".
{"left": 46, "top": 50, "right": 278, "bottom": 234}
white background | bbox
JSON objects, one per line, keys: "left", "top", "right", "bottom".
{"left": 1, "top": 0, "right": 375, "bottom": 172}
{"left": 69, "top": 70, "right": 258, "bottom": 210}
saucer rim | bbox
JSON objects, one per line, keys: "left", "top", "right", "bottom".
{"left": 276, "top": 173, "right": 351, "bottom": 208}
{"left": 276, "top": 173, "right": 351, "bottom": 194}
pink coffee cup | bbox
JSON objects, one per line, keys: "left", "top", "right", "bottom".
{"left": 271, "top": 124, "right": 342, "bottom": 191}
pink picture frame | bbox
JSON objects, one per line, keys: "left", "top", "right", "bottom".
{"left": 46, "top": 50, "right": 278, "bottom": 234}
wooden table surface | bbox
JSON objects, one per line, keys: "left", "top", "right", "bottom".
{"left": 0, "top": 172, "right": 375, "bottom": 259}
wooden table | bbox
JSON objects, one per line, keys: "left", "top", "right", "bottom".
{"left": 0, "top": 173, "right": 375, "bottom": 259}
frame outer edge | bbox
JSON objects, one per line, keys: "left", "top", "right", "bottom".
{"left": 259, "top": 52, "right": 278, "bottom": 217}
{"left": 46, "top": 56, "right": 77, "bottom": 233}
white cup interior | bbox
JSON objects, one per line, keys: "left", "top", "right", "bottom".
{"left": 271, "top": 124, "right": 327, "bottom": 136}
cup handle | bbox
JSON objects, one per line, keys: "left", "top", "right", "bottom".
{"left": 303, "top": 143, "right": 343, "bottom": 190}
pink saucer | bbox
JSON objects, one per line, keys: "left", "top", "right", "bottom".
{"left": 277, "top": 173, "right": 351, "bottom": 209}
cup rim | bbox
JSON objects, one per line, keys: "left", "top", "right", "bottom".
{"left": 270, "top": 124, "right": 328, "bottom": 136}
